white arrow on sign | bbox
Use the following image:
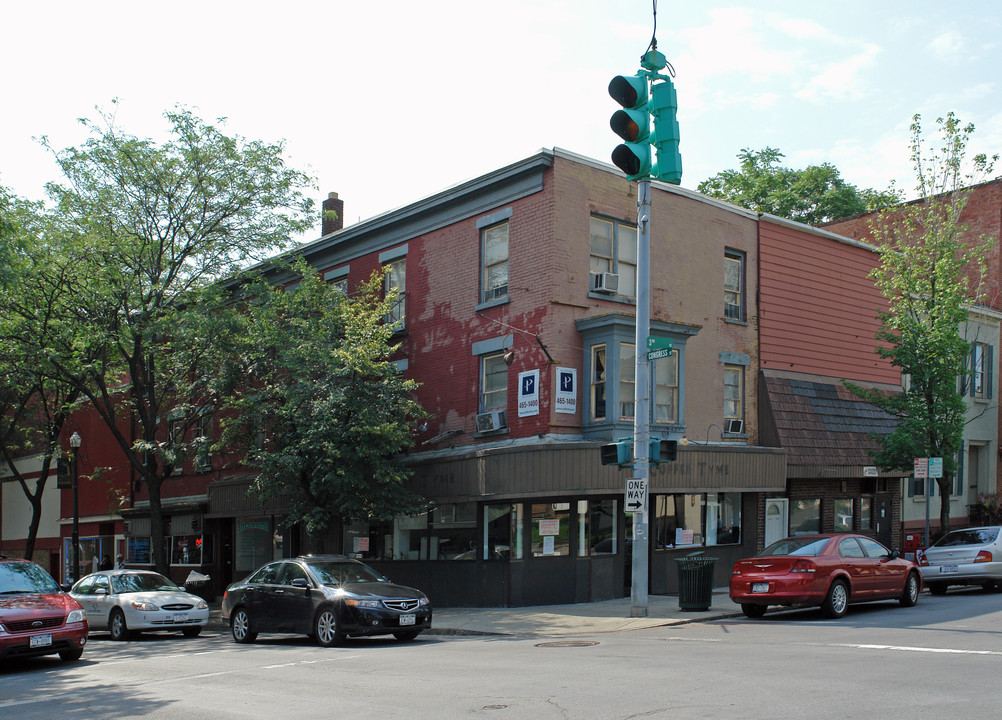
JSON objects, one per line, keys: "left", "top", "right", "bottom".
{"left": 625, "top": 477, "right": 648, "bottom": 513}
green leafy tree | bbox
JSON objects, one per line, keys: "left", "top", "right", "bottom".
{"left": 217, "top": 262, "right": 429, "bottom": 545}
{"left": 698, "top": 147, "right": 901, "bottom": 224}
{"left": 848, "top": 113, "right": 997, "bottom": 535}
{"left": 33, "top": 104, "right": 315, "bottom": 574}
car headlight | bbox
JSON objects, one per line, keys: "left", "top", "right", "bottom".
{"left": 196, "top": 600, "right": 208, "bottom": 610}
{"left": 346, "top": 599, "right": 382, "bottom": 608}
{"left": 131, "top": 600, "right": 160, "bottom": 612}
{"left": 418, "top": 597, "right": 429, "bottom": 606}
{"left": 67, "top": 609, "right": 86, "bottom": 624}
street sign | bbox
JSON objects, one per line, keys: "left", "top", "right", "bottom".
{"left": 929, "top": 457, "right": 943, "bottom": 478}
{"left": 646, "top": 336, "right": 673, "bottom": 351}
{"left": 646, "top": 347, "right": 673, "bottom": 362}
{"left": 625, "top": 477, "right": 647, "bottom": 514}
{"left": 913, "top": 458, "right": 928, "bottom": 479}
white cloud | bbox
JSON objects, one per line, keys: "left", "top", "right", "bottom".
{"left": 795, "top": 43, "right": 881, "bottom": 102}
{"left": 927, "top": 32, "right": 966, "bottom": 61}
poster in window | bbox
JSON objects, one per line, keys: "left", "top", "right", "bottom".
{"left": 518, "top": 369, "right": 540, "bottom": 417}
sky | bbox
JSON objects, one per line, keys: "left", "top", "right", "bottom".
{"left": 2, "top": 1, "right": 1001, "bottom": 242}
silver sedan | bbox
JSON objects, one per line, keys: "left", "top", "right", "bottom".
{"left": 70, "top": 570, "right": 209, "bottom": 640}
{"left": 917, "top": 526, "right": 1002, "bottom": 594}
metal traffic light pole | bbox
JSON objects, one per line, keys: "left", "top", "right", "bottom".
{"left": 631, "top": 177, "right": 652, "bottom": 618}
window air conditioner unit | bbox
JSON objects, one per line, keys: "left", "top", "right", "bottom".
{"left": 476, "top": 410, "right": 507, "bottom": 433}
{"left": 725, "top": 418, "right": 745, "bottom": 435}
{"left": 591, "top": 272, "right": 619, "bottom": 294}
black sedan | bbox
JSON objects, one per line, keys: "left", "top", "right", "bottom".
{"left": 221, "top": 555, "right": 432, "bottom": 646}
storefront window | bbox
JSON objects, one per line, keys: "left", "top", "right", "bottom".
{"left": 171, "top": 534, "right": 205, "bottom": 565}
{"left": 531, "top": 503, "right": 570, "bottom": 556}
{"left": 344, "top": 519, "right": 394, "bottom": 560}
{"left": 653, "top": 494, "right": 703, "bottom": 548}
{"left": 126, "top": 537, "right": 151, "bottom": 565}
{"left": 579, "top": 499, "right": 617, "bottom": 555}
{"left": 235, "top": 517, "right": 283, "bottom": 574}
{"left": 834, "top": 498, "right": 854, "bottom": 532}
{"left": 860, "top": 497, "right": 873, "bottom": 529}
{"left": 706, "top": 493, "right": 741, "bottom": 545}
{"left": 485, "top": 504, "right": 519, "bottom": 560}
{"left": 790, "top": 499, "right": 821, "bottom": 535}
{"left": 429, "top": 503, "right": 477, "bottom": 559}
{"left": 393, "top": 513, "right": 428, "bottom": 560}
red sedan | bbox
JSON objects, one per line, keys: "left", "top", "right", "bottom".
{"left": 730, "top": 534, "right": 922, "bottom": 619}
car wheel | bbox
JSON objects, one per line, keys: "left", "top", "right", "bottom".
{"left": 821, "top": 579, "right": 849, "bottom": 619}
{"left": 182, "top": 627, "right": 202, "bottom": 638}
{"left": 231, "top": 607, "right": 257, "bottom": 644}
{"left": 314, "top": 607, "right": 345, "bottom": 647}
{"left": 109, "top": 608, "right": 132, "bottom": 641}
{"left": 741, "top": 603, "right": 767, "bottom": 618}
{"left": 59, "top": 647, "right": 84, "bottom": 662}
{"left": 900, "top": 572, "right": 920, "bottom": 607}
{"left": 928, "top": 582, "right": 949, "bottom": 596}
{"left": 393, "top": 629, "right": 422, "bottom": 641}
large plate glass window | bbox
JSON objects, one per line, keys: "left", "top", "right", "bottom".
{"left": 790, "top": 499, "right": 821, "bottom": 535}
{"left": 531, "top": 503, "right": 570, "bottom": 557}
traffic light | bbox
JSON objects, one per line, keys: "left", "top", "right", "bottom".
{"left": 608, "top": 73, "right": 652, "bottom": 181}
{"left": 649, "top": 439, "right": 678, "bottom": 465}
{"left": 650, "top": 79, "right": 682, "bottom": 184}
{"left": 600, "top": 440, "right": 632, "bottom": 467}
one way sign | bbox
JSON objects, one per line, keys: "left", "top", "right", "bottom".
{"left": 625, "top": 477, "right": 647, "bottom": 514}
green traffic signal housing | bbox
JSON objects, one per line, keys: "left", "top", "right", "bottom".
{"left": 650, "top": 79, "right": 682, "bottom": 185}
{"left": 600, "top": 438, "right": 678, "bottom": 467}
{"left": 608, "top": 73, "right": 653, "bottom": 181}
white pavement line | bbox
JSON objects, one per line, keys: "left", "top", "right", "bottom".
{"left": 835, "top": 643, "right": 1002, "bottom": 656}
{"left": 0, "top": 693, "right": 77, "bottom": 710}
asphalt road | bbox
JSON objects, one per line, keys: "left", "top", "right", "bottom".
{"left": 2, "top": 587, "right": 1000, "bottom": 719}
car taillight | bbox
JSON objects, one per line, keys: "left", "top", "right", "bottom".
{"left": 732, "top": 564, "right": 742, "bottom": 575}
{"left": 975, "top": 550, "right": 993, "bottom": 563}
{"left": 916, "top": 549, "right": 928, "bottom": 566}
{"left": 790, "top": 560, "right": 816, "bottom": 574}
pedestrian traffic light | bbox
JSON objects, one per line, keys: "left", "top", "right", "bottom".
{"left": 600, "top": 440, "right": 632, "bottom": 467}
{"left": 609, "top": 73, "right": 652, "bottom": 181}
{"left": 649, "top": 439, "right": 678, "bottom": 465}
{"left": 650, "top": 79, "right": 682, "bottom": 185}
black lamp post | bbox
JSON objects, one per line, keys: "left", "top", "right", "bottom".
{"left": 69, "top": 431, "right": 81, "bottom": 584}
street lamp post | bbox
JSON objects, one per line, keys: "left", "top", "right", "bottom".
{"left": 69, "top": 431, "right": 81, "bottom": 584}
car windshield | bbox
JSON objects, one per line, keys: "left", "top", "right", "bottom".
{"left": 305, "top": 561, "right": 387, "bottom": 586}
{"left": 934, "top": 528, "right": 1001, "bottom": 547}
{"left": 0, "top": 562, "right": 60, "bottom": 595}
{"left": 757, "top": 537, "right": 830, "bottom": 557}
{"left": 112, "top": 573, "right": 179, "bottom": 594}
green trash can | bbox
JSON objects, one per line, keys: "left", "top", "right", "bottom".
{"left": 675, "top": 554, "right": 717, "bottom": 611}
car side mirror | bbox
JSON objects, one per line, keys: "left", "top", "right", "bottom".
{"left": 291, "top": 578, "right": 310, "bottom": 588}
{"left": 96, "top": 587, "right": 108, "bottom": 595}
{"left": 889, "top": 550, "right": 900, "bottom": 560}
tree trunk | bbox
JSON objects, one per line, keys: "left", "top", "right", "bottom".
{"left": 938, "top": 475, "right": 953, "bottom": 538}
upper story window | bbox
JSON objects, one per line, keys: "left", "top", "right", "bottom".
{"left": 971, "top": 342, "right": 993, "bottom": 399}
{"left": 481, "top": 352, "right": 508, "bottom": 413}
{"left": 654, "top": 352, "right": 678, "bottom": 424}
{"left": 481, "top": 221, "right": 509, "bottom": 303}
{"left": 590, "top": 217, "right": 637, "bottom": 299}
{"left": 591, "top": 344, "right": 607, "bottom": 421}
{"left": 619, "top": 343, "right": 635, "bottom": 419}
{"left": 724, "top": 365, "right": 744, "bottom": 423}
{"left": 383, "top": 257, "right": 406, "bottom": 329}
{"left": 724, "top": 249, "right": 745, "bottom": 320}
{"left": 324, "top": 266, "right": 349, "bottom": 295}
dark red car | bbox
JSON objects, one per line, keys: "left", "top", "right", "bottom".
{"left": 0, "top": 556, "right": 89, "bottom": 662}
{"left": 730, "top": 534, "right": 922, "bottom": 619}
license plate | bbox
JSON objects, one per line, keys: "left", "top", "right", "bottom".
{"left": 30, "top": 634, "right": 53, "bottom": 648}
{"left": 940, "top": 565, "right": 958, "bottom": 574}
{"left": 172, "top": 613, "right": 189, "bottom": 623}
{"left": 399, "top": 614, "right": 416, "bottom": 626}
{"left": 751, "top": 583, "right": 770, "bottom": 593}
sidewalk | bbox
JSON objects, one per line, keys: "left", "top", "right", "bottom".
{"left": 207, "top": 589, "right": 743, "bottom": 637}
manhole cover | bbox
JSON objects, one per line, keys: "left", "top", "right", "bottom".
{"left": 535, "top": 640, "right": 600, "bottom": 648}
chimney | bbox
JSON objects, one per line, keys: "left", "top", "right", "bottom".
{"left": 322, "top": 192, "right": 344, "bottom": 236}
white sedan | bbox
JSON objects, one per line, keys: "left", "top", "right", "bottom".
{"left": 70, "top": 570, "right": 209, "bottom": 640}
{"left": 917, "top": 526, "right": 1002, "bottom": 594}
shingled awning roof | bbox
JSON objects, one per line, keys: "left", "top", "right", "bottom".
{"left": 761, "top": 372, "right": 899, "bottom": 477}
